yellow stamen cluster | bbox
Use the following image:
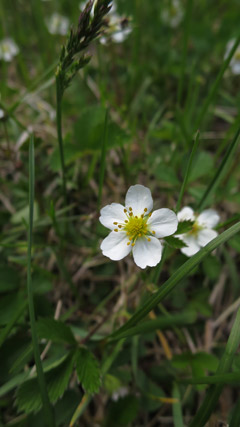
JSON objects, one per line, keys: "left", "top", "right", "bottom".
{"left": 188, "top": 221, "right": 203, "bottom": 236}
{"left": 112, "top": 206, "right": 155, "bottom": 246}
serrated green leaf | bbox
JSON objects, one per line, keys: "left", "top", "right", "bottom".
{"left": 164, "top": 236, "right": 187, "bottom": 249}
{"left": 16, "top": 352, "right": 75, "bottom": 414}
{"left": 176, "top": 220, "right": 194, "bottom": 234}
{"left": 75, "top": 348, "right": 101, "bottom": 394}
{"left": 37, "top": 317, "right": 76, "bottom": 345}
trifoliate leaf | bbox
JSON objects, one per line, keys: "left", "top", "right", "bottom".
{"left": 176, "top": 220, "right": 194, "bottom": 234}
{"left": 164, "top": 236, "right": 187, "bottom": 249}
{"left": 16, "top": 352, "right": 75, "bottom": 414}
{"left": 37, "top": 317, "right": 76, "bottom": 345}
{"left": 75, "top": 347, "right": 101, "bottom": 394}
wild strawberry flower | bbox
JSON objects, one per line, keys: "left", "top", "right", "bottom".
{"left": 45, "top": 13, "right": 69, "bottom": 36}
{"left": 176, "top": 207, "right": 220, "bottom": 257}
{"left": 100, "top": 185, "right": 178, "bottom": 269}
{"left": 161, "top": 0, "right": 184, "bottom": 28}
{"left": 224, "top": 39, "right": 240, "bottom": 75}
{"left": 0, "top": 38, "right": 19, "bottom": 62}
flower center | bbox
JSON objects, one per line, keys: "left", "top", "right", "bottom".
{"left": 188, "top": 221, "right": 203, "bottom": 236}
{"left": 124, "top": 216, "right": 148, "bottom": 241}
{"left": 112, "top": 206, "right": 155, "bottom": 246}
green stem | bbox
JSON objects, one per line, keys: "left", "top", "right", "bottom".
{"left": 27, "top": 136, "right": 55, "bottom": 427}
{"left": 56, "top": 74, "right": 67, "bottom": 203}
{"left": 98, "top": 108, "right": 109, "bottom": 210}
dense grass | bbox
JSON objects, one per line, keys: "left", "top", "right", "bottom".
{"left": 0, "top": 0, "right": 240, "bottom": 426}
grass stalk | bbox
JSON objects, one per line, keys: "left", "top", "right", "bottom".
{"left": 27, "top": 135, "right": 55, "bottom": 427}
{"left": 177, "top": 0, "right": 194, "bottom": 106}
{"left": 98, "top": 108, "right": 109, "bottom": 210}
{"left": 189, "top": 308, "right": 240, "bottom": 426}
{"left": 195, "top": 35, "right": 240, "bottom": 130}
{"left": 176, "top": 130, "right": 200, "bottom": 212}
{"left": 197, "top": 125, "right": 240, "bottom": 210}
{"left": 56, "top": 74, "right": 67, "bottom": 203}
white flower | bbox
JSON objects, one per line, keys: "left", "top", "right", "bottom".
{"left": 0, "top": 38, "right": 19, "bottom": 62}
{"left": 161, "top": 0, "right": 184, "bottom": 28}
{"left": 45, "top": 13, "right": 69, "bottom": 36}
{"left": 0, "top": 109, "right": 4, "bottom": 119}
{"left": 99, "top": 185, "right": 178, "bottom": 269}
{"left": 225, "top": 39, "right": 240, "bottom": 75}
{"left": 176, "top": 206, "right": 220, "bottom": 257}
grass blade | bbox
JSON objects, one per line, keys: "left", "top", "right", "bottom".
{"left": 27, "top": 135, "right": 55, "bottom": 427}
{"left": 189, "top": 308, "right": 240, "bottom": 426}
{"left": 55, "top": 75, "right": 67, "bottom": 203}
{"left": 172, "top": 383, "right": 185, "bottom": 427}
{"left": 98, "top": 108, "right": 109, "bottom": 210}
{"left": 230, "top": 400, "right": 240, "bottom": 427}
{"left": 180, "top": 372, "right": 240, "bottom": 386}
{"left": 197, "top": 125, "right": 240, "bottom": 210}
{"left": 109, "top": 221, "right": 240, "bottom": 340}
{"left": 176, "top": 130, "right": 200, "bottom": 212}
{"left": 109, "top": 311, "right": 196, "bottom": 341}
{"left": 195, "top": 35, "right": 240, "bottom": 129}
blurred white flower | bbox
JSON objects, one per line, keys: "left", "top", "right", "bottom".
{"left": 225, "top": 39, "right": 240, "bottom": 75}
{"left": 0, "top": 38, "right": 19, "bottom": 62}
{"left": 161, "top": 0, "right": 184, "bottom": 28}
{"left": 45, "top": 13, "right": 69, "bottom": 36}
{"left": 112, "top": 386, "right": 128, "bottom": 401}
{"left": 176, "top": 207, "right": 220, "bottom": 257}
{"left": 0, "top": 109, "right": 5, "bottom": 119}
{"left": 99, "top": 185, "right": 178, "bottom": 269}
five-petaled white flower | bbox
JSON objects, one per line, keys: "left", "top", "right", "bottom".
{"left": 224, "top": 39, "right": 240, "bottom": 75}
{"left": 99, "top": 185, "right": 178, "bottom": 269}
{"left": 161, "top": 0, "right": 184, "bottom": 28}
{"left": 0, "top": 38, "right": 19, "bottom": 62}
{"left": 176, "top": 207, "right": 220, "bottom": 257}
{"left": 45, "top": 13, "right": 69, "bottom": 36}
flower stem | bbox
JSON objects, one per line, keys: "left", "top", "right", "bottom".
{"left": 28, "top": 135, "right": 55, "bottom": 427}
{"left": 56, "top": 74, "right": 67, "bottom": 204}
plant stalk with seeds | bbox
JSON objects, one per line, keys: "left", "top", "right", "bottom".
{"left": 55, "top": 0, "right": 112, "bottom": 201}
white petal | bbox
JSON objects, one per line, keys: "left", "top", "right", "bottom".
{"left": 100, "top": 231, "right": 131, "bottom": 261}
{"left": 197, "top": 209, "right": 220, "bottom": 228}
{"left": 132, "top": 237, "right": 162, "bottom": 269}
{"left": 148, "top": 208, "right": 178, "bottom": 238}
{"left": 197, "top": 228, "right": 218, "bottom": 247}
{"left": 99, "top": 203, "right": 126, "bottom": 230}
{"left": 125, "top": 185, "right": 153, "bottom": 216}
{"left": 179, "top": 235, "right": 200, "bottom": 257}
{"left": 177, "top": 206, "right": 195, "bottom": 222}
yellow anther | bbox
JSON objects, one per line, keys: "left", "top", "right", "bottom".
{"left": 124, "top": 209, "right": 127, "bottom": 213}
{"left": 148, "top": 212, "right": 152, "bottom": 217}
{"left": 144, "top": 208, "right": 148, "bottom": 212}
{"left": 129, "top": 207, "right": 132, "bottom": 211}
{"left": 131, "top": 243, "right": 135, "bottom": 247}
{"left": 141, "top": 214, "right": 144, "bottom": 218}
{"left": 135, "top": 216, "right": 138, "bottom": 219}
{"left": 127, "top": 242, "right": 131, "bottom": 246}
{"left": 124, "top": 220, "right": 128, "bottom": 223}
{"left": 118, "top": 225, "right": 122, "bottom": 228}
{"left": 147, "top": 238, "right": 151, "bottom": 242}
{"left": 138, "top": 233, "right": 141, "bottom": 237}
{"left": 113, "top": 222, "right": 118, "bottom": 225}
{"left": 129, "top": 212, "right": 133, "bottom": 216}
{"left": 114, "top": 229, "right": 118, "bottom": 232}
{"left": 152, "top": 230, "right": 155, "bottom": 234}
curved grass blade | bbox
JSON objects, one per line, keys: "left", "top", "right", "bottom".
{"left": 180, "top": 372, "right": 240, "bottom": 386}
{"left": 189, "top": 308, "right": 240, "bottom": 426}
{"left": 109, "top": 221, "right": 240, "bottom": 340}
{"left": 230, "top": 400, "right": 240, "bottom": 427}
{"left": 197, "top": 125, "right": 240, "bottom": 210}
{"left": 27, "top": 136, "right": 55, "bottom": 427}
{"left": 109, "top": 311, "right": 196, "bottom": 342}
